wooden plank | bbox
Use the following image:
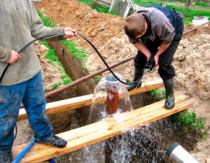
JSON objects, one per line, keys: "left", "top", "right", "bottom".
{"left": 18, "top": 79, "right": 163, "bottom": 121}
{"left": 13, "top": 94, "right": 192, "bottom": 163}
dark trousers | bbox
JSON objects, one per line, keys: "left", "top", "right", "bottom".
{"left": 134, "top": 32, "right": 183, "bottom": 80}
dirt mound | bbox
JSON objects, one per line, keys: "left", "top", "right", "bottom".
{"left": 35, "top": 0, "right": 124, "bottom": 48}
{"left": 174, "top": 33, "right": 210, "bottom": 100}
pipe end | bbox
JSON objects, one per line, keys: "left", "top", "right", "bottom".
{"left": 165, "top": 142, "right": 179, "bottom": 157}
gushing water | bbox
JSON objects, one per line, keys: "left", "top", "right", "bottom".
{"left": 69, "top": 74, "right": 173, "bottom": 163}
{"left": 87, "top": 73, "right": 133, "bottom": 124}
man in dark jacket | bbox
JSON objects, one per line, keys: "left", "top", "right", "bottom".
{"left": 124, "top": 6, "right": 183, "bottom": 110}
{"left": 0, "top": 0, "right": 76, "bottom": 162}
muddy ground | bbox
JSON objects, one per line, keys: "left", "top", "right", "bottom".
{"left": 17, "top": 0, "right": 209, "bottom": 162}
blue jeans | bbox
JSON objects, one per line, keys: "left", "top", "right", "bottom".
{"left": 0, "top": 72, "right": 54, "bottom": 151}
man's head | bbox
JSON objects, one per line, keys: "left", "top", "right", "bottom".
{"left": 124, "top": 13, "right": 147, "bottom": 40}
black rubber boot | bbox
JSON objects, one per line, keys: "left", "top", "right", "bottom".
{"left": 163, "top": 78, "right": 175, "bottom": 109}
{"left": 127, "top": 78, "right": 142, "bottom": 91}
{"left": 127, "top": 68, "right": 143, "bottom": 91}
{"left": 0, "top": 150, "right": 12, "bottom": 163}
{"left": 36, "top": 135, "right": 67, "bottom": 148}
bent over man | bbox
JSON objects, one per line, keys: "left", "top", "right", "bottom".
{"left": 124, "top": 6, "right": 183, "bottom": 110}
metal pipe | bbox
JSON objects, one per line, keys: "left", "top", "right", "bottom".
{"left": 106, "top": 83, "right": 119, "bottom": 115}
{"left": 183, "top": 21, "right": 209, "bottom": 36}
{"left": 46, "top": 56, "right": 134, "bottom": 98}
{"left": 165, "top": 142, "right": 199, "bottom": 163}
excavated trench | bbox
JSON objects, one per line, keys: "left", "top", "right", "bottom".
{"left": 37, "top": 41, "right": 195, "bottom": 163}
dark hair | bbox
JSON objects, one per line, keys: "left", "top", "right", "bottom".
{"left": 124, "top": 13, "right": 146, "bottom": 40}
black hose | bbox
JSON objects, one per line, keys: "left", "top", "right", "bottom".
{"left": 77, "top": 32, "right": 132, "bottom": 85}
{"left": 1, "top": 32, "right": 136, "bottom": 141}
{"left": 0, "top": 34, "right": 64, "bottom": 83}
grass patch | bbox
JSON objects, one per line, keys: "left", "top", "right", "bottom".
{"left": 93, "top": 75, "right": 102, "bottom": 81}
{"left": 80, "top": 0, "right": 93, "bottom": 5}
{"left": 133, "top": 0, "right": 163, "bottom": 6}
{"left": 173, "top": 111, "right": 207, "bottom": 140}
{"left": 149, "top": 88, "right": 165, "bottom": 100}
{"left": 166, "top": 4, "right": 210, "bottom": 24}
{"left": 41, "top": 41, "right": 72, "bottom": 88}
{"left": 60, "top": 40, "right": 87, "bottom": 63}
{"left": 38, "top": 11, "right": 55, "bottom": 27}
{"left": 80, "top": 0, "right": 109, "bottom": 13}
{"left": 194, "top": 2, "right": 209, "bottom": 8}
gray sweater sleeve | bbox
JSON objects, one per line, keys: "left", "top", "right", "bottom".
{"left": 27, "top": 0, "right": 65, "bottom": 39}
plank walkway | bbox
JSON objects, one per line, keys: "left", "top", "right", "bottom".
{"left": 13, "top": 94, "right": 192, "bottom": 163}
{"left": 18, "top": 79, "right": 163, "bottom": 121}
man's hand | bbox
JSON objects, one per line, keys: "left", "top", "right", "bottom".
{"left": 154, "top": 55, "right": 159, "bottom": 66}
{"left": 8, "top": 50, "right": 21, "bottom": 64}
{"left": 64, "top": 27, "right": 77, "bottom": 38}
{"left": 144, "top": 55, "right": 155, "bottom": 72}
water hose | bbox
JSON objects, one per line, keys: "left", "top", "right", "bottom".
{"left": 0, "top": 34, "right": 64, "bottom": 83}
{"left": 76, "top": 32, "right": 131, "bottom": 85}
{"left": 12, "top": 138, "right": 36, "bottom": 163}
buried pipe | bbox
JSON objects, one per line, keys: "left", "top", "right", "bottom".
{"left": 183, "top": 21, "right": 210, "bottom": 36}
{"left": 165, "top": 142, "right": 199, "bottom": 163}
{"left": 105, "top": 75, "right": 120, "bottom": 115}
{"left": 46, "top": 56, "right": 134, "bottom": 98}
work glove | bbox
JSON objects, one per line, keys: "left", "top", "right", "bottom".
{"left": 144, "top": 55, "right": 155, "bottom": 73}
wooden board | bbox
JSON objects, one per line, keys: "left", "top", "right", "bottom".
{"left": 13, "top": 94, "right": 192, "bottom": 163}
{"left": 18, "top": 79, "right": 163, "bottom": 121}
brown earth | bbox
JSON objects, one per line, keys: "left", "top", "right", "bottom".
{"left": 35, "top": 42, "right": 62, "bottom": 89}
{"left": 34, "top": 0, "right": 210, "bottom": 162}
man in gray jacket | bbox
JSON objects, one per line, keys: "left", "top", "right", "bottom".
{"left": 0, "top": 0, "right": 76, "bottom": 162}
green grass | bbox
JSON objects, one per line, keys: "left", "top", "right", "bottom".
{"left": 60, "top": 40, "right": 87, "bottom": 63}
{"left": 173, "top": 111, "right": 207, "bottom": 140}
{"left": 166, "top": 4, "right": 210, "bottom": 24}
{"left": 38, "top": 11, "right": 55, "bottom": 27}
{"left": 133, "top": 0, "right": 210, "bottom": 24}
{"left": 80, "top": 0, "right": 92, "bottom": 5}
{"left": 80, "top": 0, "right": 109, "bottom": 13}
{"left": 194, "top": 2, "right": 209, "bottom": 7}
{"left": 149, "top": 88, "right": 165, "bottom": 100}
{"left": 41, "top": 41, "right": 72, "bottom": 88}
{"left": 133, "top": 0, "right": 163, "bottom": 6}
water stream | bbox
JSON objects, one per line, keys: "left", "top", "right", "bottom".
{"left": 68, "top": 74, "right": 172, "bottom": 163}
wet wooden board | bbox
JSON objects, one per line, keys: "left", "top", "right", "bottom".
{"left": 18, "top": 79, "right": 163, "bottom": 121}
{"left": 13, "top": 94, "right": 192, "bottom": 163}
